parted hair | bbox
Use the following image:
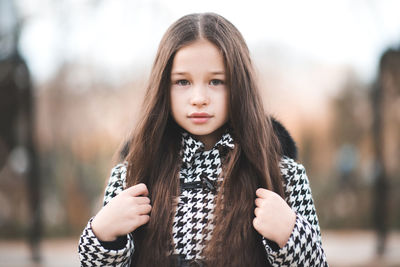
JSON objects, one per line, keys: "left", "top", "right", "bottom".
{"left": 125, "top": 12, "right": 283, "bottom": 267}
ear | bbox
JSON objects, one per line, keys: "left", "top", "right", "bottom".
{"left": 271, "top": 117, "right": 298, "bottom": 160}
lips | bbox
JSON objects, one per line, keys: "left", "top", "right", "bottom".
{"left": 188, "top": 112, "right": 213, "bottom": 124}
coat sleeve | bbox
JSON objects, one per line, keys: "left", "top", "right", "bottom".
{"left": 263, "top": 157, "right": 328, "bottom": 266}
{"left": 78, "top": 163, "right": 134, "bottom": 267}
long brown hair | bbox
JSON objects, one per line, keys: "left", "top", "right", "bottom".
{"left": 125, "top": 13, "right": 284, "bottom": 267}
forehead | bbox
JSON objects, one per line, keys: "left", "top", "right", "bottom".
{"left": 171, "top": 39, "right": 225, "bottom": 73}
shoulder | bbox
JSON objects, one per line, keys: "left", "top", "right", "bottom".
{"left": 279, "top": 156, "right": 309, "bottom": 193}
{"left": 270, "top": 117, "right": 310, "bottom": 191}
{"left": 278, "top": 156, "right": 306, "bottom": 179}
{"left": 110, "top": 162, "right": 128, "bottom": 180}
{"left": 103, "top": 162, "right": 128, "bottom": 205}
{"left": 278, "top": 156, "right": 312, "bottom": 203}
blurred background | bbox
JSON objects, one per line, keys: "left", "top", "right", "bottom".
{"left": 0, "top": 0, "right": 399, "bottom": 266}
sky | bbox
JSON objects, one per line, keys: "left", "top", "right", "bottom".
{"left": 12, "top": 0, "right": 400, "bottom": 84}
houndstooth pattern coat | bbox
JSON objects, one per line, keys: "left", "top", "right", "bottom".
{"left": 78, "top": 130, "right": 328, "bottom": 266}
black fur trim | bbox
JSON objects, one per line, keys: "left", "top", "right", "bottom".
{"left": 271, "top": 117, "right": 298, "bottom": 160}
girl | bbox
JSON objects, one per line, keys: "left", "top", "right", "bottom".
{"left": 78, "top": 13, "right": 328, "bottom": 267}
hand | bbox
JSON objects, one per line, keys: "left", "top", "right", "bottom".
{"left": 253, "top": 188, "right": 296, "bottom": 248}
{"left": 91, "top": 183, "right": 152, "bottom": 241}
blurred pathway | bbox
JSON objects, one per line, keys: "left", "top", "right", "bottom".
{"left": 0, "top": 238, "right": 79, "bottom": 267}
{"left": 0, "top": 231, "right": 399, "bottom": 266}
{"left": 323, "top": 230, "right": 400, "bottom": 267}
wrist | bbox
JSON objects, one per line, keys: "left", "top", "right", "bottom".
{"left": 91, "top": 216, "right": 117, "bottom": 242}
{"left": 276, "top": 211, "right": 296, "bottom": 248}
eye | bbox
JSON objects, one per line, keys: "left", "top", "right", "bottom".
{"left": 175, "top": 79, "right": 190, "bottom": 86}
{"left": 210, "top": 79, "right": 224, "bottom": 86}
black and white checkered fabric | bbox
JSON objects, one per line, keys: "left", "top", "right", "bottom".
{"left": 78, "top": 132, "right": 328, "bottom": 266}
{"left": 78, "top": 165, "right": 134, "bottom": 267}
{"left": 263, "top": 158, "right": 328, "bottom": 266}
{"left": 172, "top": 132, "right": 234, "bottom": 259}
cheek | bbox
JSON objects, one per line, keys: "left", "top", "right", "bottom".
{"left": 170, "top": 90, "right": 183, "bottom": 118}
{"left": 221, "top": 91, "right": 229, "bottom": 120}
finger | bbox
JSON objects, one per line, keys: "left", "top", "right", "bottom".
{"left": 136, "top": 204, "right": 152, "bottom": 215}
{"left": 254, "top": 207, "right": 261, "bottom": 217}
{"left": 134, "top": 196, "right": 151, "bottom": 205}
{"left": 136, "top": 215, "right": 150, "bottom": 226}
{"left": 252, "top": 217, "right": 260, "bottom": 230}
{"left": 125, "top": 183, "right": 149, "bottom": 197}
{"left": 254, "top": 198, "right": 263, "bottom": 207}
{"left": 255, "top": 188, "right": 269, "bottom": 198}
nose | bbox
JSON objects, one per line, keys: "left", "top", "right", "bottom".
{"left": 190, "top": 85, "right": 209, "bottom": 106}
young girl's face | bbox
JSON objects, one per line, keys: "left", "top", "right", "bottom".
{"left": 170, "top": 39, "right": 229, "bottom": 149}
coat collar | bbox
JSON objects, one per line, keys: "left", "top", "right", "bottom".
{"left": 181, "top": 131, "right": 235, "bottom": 164}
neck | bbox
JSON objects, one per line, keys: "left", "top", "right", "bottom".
{"left": 193, "top": 127, "right": 226, "bottom": 150}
